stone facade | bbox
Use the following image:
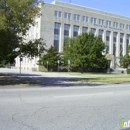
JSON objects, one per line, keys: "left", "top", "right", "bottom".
{"left": 15, "top": 1, "right": 130, "bottom": 71}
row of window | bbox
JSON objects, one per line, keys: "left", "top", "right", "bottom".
{"left": 54, "top": 23, "right": 130, "bottom": 54}
{"left": 54, "top": 11, "right": 130, "bottom": 30}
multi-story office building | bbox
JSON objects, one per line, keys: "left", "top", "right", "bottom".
{"left": 15, "top": 0, "right": 130, "bottom": 71}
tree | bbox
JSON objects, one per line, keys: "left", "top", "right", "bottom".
{"left": 120, "top": 45, "right": 130, "bottom": 68}
{"left": 37, "top": 46, "right": 61, "bottom": 71}
{"left": 120, "top": 54, "right": 130, "bottom": 68}
{"left": 63, "top": 32, "right": 108, "bottom": 72}
{"left": 0, "top": 0, "right": 44, "bottom": 64}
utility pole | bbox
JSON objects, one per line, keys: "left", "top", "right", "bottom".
{"left": 69, "top": 0, "right": 71, "bottom": 3}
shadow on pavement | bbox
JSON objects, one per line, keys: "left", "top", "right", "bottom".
{"left": 0, "top": 72, "right": 104, "bottom": 87}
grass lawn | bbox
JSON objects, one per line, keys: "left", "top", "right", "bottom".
{"left": 67, "top": 72, "right": 130, "bottom": 83}
{"left": 47, "top": 72, "right": 130, "bottom": 84}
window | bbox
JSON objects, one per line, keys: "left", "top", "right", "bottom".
{"left": 54, "top": 23, "right": 61, "bottom": 51}
{"left": 126, "top": 25, "right": 130, "bottom": 30}
{"left": 54, "top": 11, "right": 62, "bottom": 17}
{"left": 113, "top": 32, "right": 117, "bottom": 55}
{"left": 82, "top": 27, "right": 88, "bottom": 33}
{"left": 99, "top": 19, "right": 104, "bottom": 25}
{"left": 120, "top": 23, "right": 124, "bottom": 29}
{"left": 113, "top": 32, "right": 117, "bottom": 43}
{"left": 106, "top": 20, "right": 111, "bottom": 26}
{"left": 54, "top": 23, "right": 60, "bottom": 29}
{"left": 73, "top": 25, "right": 79, "bottom": 38}
{"left": 91, "top": 17, "right": 96, "bottom": 24}
{"left": 91, "top": 28, "right": 96, "bottom": 34}
{"left": 120, "top": 33, "right": 124, "bottom": 43}
{"left": 82, "top": 16, "right": 88, "bottom": 22}
{"left": 113, "top": 22, "right": 118, "bottom": 28}
{"left": 106, "top": 31, "right": 110, "bottom": 53}
{"left": 64, "top": 12, "right": 71, "bottom": 19}
{"left": 64, "top": 24, "right": 70, "bottom": 31}
{"left": 106, "top": 31, "right": 110, "bottom": 41}
{"left": 98, "top": 30, "right": 103, "bottom": 38}
{"left": 54, "top": 34, "right": 59, "bottom": 40}
{"left": 64, "top": 24, "right": 70, "bottom": 40}
{"left": 74, "top": 14, "right": 80, "bottom": 21}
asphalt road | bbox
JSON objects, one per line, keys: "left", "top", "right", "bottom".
{"left": 0, "top": 68, "right": 130, "bottom": 130}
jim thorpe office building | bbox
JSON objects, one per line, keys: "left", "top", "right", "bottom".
{"left": 15, "top": 0, "right": 130, "bottom": 71}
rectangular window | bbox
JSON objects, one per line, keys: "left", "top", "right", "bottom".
{"left": 74, "top": 14, "right": 80, "bottom": 21}
{"left": 82, "top": 16, "right": 88, "bottom": 22}
{"left": 64, "top": 12, "right": 71, "bottom": 19}
{"left": 113, "top": 22, "right": 118, "bottom": 28}
{"left": 82, "top": 27, "right": 88, "bottom": 33}
{"left": 64, "top": 24, "right": 70, "bottom": 40}
{"left": 54, "top": 11, "right": 62, "bottom": 18}
{"left": 54, "top": 23, "right": 61, "bottom": 51}
{"left": 73, "top": 25, "right": 79, "bottom": 38}
{"left": 120, "top": 33, "right": 124, "bottom": 43}
{"left": 99, "top": 19, "right": 104, "bottom": 25}
{"left": 55, "top": 11, "right": 58, "bottom": 17}
{"left": 91, "top": 28, "right": 96, "bottom": 34}
{"left": 91, "top": 17, "right": 96, "bottom": 24}
{"left": 120, "top": 23, "right": 124, "bottom": 29}
{"left": 106, "top": 31, "right": 110, "bottom": 53}
{"left": 126, "top": 25, "right": 130, "bottom": 30}
{"left": 98, "top": 30, "right": 103, "bottom": 38}
{"left": 113, "top": 32, "right": 117, "bottom": 55}
{"left": 113, "top": 32, "right": 117, "bottom": 43}
{"left": 106, "top": 20, "right": 111, "bottom": 26}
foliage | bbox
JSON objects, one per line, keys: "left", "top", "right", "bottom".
{"left": 63, "top": 32, "right": 108, "bottom": 72}
{"left": 37, "top": 46, "right": 61, "bottom": 69}
{"left": 18, "top": 38, "right": 46, "bottom": 58}
{"left": 0, "top": 0, "right": 44, "bottom": 64}
{"left": 120, "top": 54, "right": 130, "bottom": 68}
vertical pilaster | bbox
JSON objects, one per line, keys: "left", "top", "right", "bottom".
{"left": 103, "top": 30, "right": 106, "bottom": 43}
{"left": 110, "top": 31, "right": 113, "bottom": 54}
{"left": 123, "top": 34, "right": 126, "bottom": 56}
{"left": 95, "top": 29, "right": 98, "bottom": 37}
{"left": 69, "top": 24, "right": 73, "bottom": 38}
{"left": 79, "top": 26, "right": 82, "bottom": 35}
{"left": 59, "top": 23, "right": 64, "bottom": 52}
{"left": 116, "top": 32, "right": 120, "bottom": 57}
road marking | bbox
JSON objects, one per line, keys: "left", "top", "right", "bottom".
{"left": 54, "top": 92, "right": 114, "bottom": 98}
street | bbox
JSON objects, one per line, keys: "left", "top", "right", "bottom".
{"left": 0, "top": 68, "right": 130, "bottom": 130}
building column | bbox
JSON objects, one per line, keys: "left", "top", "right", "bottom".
{"left": 102, "top": 30, "right": 106, "bottom": 54}
{"left": 110, "top": 31, "right": 113, "bottom": 55}
{"left": 59, "top": 23, "right": 64, "bottom": 52}
{"left": 123, "top": 34, "right": 126, "bottom": 56}
{"left": 87, "top": 28, "right": 90, "bottom": 33}
{"left": 103, "top": 30, "right": 106, "bottom": 43}
{"left": 79, "top": 26, "right": 82, "bottom": 35}
{"left": 69, "top": 24, "right": 73, "bottom": 38}
{"left": 116, "top": 32, "right": 120, "bottom": 57}
{"left": 95, "top": 28, "right": 98, "bottom": 37}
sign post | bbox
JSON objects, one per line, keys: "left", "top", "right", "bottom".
{"left": 47, "top": 61, "right": 48, "bottom": 72}
{"left": 68, "top": 60, "right": 70, "bottom": 72}
{"left": 57, "top": 60, "right": 60, "bottom": 72}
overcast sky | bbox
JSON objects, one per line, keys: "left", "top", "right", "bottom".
{"left": 44, "top": 0, "right": 130, "bottom": 17}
